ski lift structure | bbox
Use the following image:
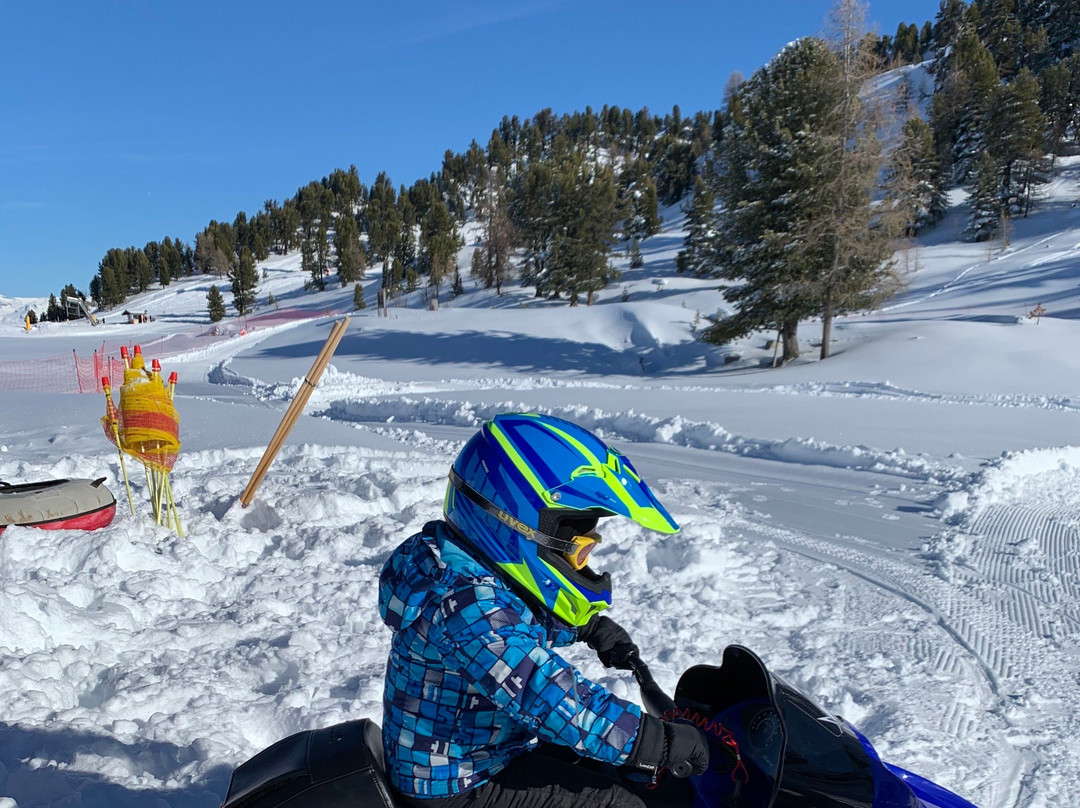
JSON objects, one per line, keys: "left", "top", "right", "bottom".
{"left": 65, "top": 297, "right": 99, "bottom": 326}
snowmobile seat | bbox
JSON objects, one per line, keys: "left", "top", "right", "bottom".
{"left": 222, "top": 718, "right": 398, "bottom": 808}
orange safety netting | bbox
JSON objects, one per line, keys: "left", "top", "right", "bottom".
{"left": 0, "top": 350, "right": 125, "bottom": 394}
{"left": 0, "top": 305, "right": 334, "bottom": 395}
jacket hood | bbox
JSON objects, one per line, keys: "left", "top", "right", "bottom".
{"left": 379, "top": 521, "right": 493, "bottom": 632}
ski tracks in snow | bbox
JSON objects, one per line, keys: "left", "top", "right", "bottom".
{"left": 697, "top": 482, "right": 1080, "bottom": 808}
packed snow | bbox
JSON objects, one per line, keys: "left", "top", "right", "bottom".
{"left": 3, "top": 153, "right": 1080, "bottom": 807}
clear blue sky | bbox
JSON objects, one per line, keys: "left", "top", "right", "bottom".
{"left": 0, "top": 0, "right": 943, "bottom": 298}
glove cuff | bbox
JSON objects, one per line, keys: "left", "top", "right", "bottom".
{"left": 626, "top": 713, "right": 665, "bottom": 773}
{"left": 578, "top": 614, "right": 606, "bottom": 649}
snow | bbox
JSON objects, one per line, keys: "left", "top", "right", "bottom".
{"left": 4, "top": 151, "right": 1080, "bottom": 808}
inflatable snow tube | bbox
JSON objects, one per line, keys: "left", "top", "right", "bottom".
{"left": 0, "top": 477, "right": 117, "bottom": 534}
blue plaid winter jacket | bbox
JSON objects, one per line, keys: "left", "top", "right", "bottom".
{"left": 378, "top": 521, "right": 643, "bottom": 798}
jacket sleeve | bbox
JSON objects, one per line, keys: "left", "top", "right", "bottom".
{"left": 434, "top": 582, "right": 642, "bottom": 765}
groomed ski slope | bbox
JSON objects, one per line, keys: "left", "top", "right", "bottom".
{"left": 2, "top": 158, "right": 1080, "bottom": 808}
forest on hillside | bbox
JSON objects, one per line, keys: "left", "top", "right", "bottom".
{"left": 40, "top": 0, "right": 1080, "bottom": 363}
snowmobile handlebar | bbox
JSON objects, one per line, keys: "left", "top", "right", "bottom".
{"left": 624, "top": 651, "right": 693, "bottom": 778}
{"left": 625, "top": 650, "right": 678, "bottom": 715}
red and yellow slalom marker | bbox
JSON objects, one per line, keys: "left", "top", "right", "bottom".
{"left": 100, "top": 345, "right": 183, "bottom": 535}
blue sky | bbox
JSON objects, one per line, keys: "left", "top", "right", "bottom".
{"left": 1, "top": 0, "right": 943, "bottom": 298}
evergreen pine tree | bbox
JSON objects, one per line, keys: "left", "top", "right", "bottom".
{"left": 544, "top": 147, "right": 620, "bottom": 304}
{"left": 390, "top": 256, "right": 405, "bottom": 296}
{"left": 181, "top": 240, "right": 196, "bottom": 276}
{"left": 887, "top": 117, "right": 948, "bottom": 234}
{"left": 335, "top": 214, "right": 366, "bottom": 285}
{"left": 932, "top": 30, "right": 999, "bottom": 182}
{"left": 253, "top": 232, "right": 269, "bottom": 262}
{"left": 920, "top": 20, "right": 934, "bottom": 55}
{"left": 707, "top": 17, "right": 899, "bottom": 364}
{"left": 366, "top": 172, "right": 401, "bottom": 262}
{"left": 619, "top": 160, "right": 662, "bottom": 243}
{"left": 279, "top": 206, "right": 302, "bottom": 253}
{"left": 975, "top": 0, "right": 1024, "bottom": 78}
{"left": 302, "top": 237, "right": 324, "bottom": 291}
{"left": 316, "top": 222, "right": 331, "bottom": 288}
{"left": 160, "top": 237, "right": 182, "bottom": 287}
{"left": 46, "top": 293, "right": 62, "bottom": 322}
{"left": 629, "top": 237, "right": 644, "bottom": 269}
{"left": 144, "top": 241, "right": 162, "bottom": 284}
{"left": 508, "top": 160, "right": 557, "bottom": 295}
{"left": 1042, "top": 0, "right": 1080, "bottom": 62}
{"left": 707, "top": 38, "right": 840, "bottom": 362}
{"left": 353, "top": 282, "right": 366, "bottom": 310}
{"left": 985, "top": 68, "right": 1049, "bottom": 217}
{"left": 966, "top": 150, "right": 1002, "bottom": 240}
{"left": 207, "top": 284, "right": 227, "bottom": 322}
{"left": 652, "top": 130, "right": 696, "bottom": 205}
{"left": 230, "top": 246, "right": 258, "bottom": 314}
{"left": 451, "top": 266, "right": 465, "bottom": 298}
{"left": 1040, "top": 60, "right": 1075, "bottom": 157}
{"left": 132, "top": 249, "right": 154, "bottom": 293}
{"left": 94, "top": 249, "right": 126, "bottom": 308}
{"left": 893, "top": 22, "right": 920, "bottom": 64}
{"left": 89, "top": 275, "right": 102, "bottom": 307}
{"left": 395, "top": 194, "right": 418, "bottom": 273}
{"left": 675, "top": 177, "right": 716, "bottom": 276}
{"left": 420, "top": 198, "right": 459, "bottom": 297}
{"left": 158, "top": 253, "right": 172, "bottom": 288}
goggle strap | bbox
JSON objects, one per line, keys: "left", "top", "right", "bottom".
{"left": 448, "top": 466, "right": 579, "bottom": 555}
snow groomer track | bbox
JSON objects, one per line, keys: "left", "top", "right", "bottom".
{"left": 741, "top": 450, "right": 1080, "bottom": 808}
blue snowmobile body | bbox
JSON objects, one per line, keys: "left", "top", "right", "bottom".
{"left": 660, "top": 645, "right": 979, "bottom": 808}
{"left": 220, "top": 645, "right": 980, "bottom": 808}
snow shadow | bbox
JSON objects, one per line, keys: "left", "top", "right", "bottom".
{"left": 876, "top": 256, "right": 1080, "bottom": 320}
{"left": 257, "top": 329, "right": 650, "bottom": 374}
{"left": 0, "top": 722, "right": 231, "bottom": 808}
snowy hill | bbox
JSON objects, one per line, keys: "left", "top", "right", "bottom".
{"left": 3, "top": 136, "right": 1080, "bottom": 808}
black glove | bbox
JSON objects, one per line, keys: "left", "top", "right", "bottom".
{"left": 578, "top": 615, "right": 638, "bottom": 670}
{"left": 627, "top": 713, "right": 710, "bottom": 778}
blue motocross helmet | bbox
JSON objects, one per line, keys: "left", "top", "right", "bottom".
{"left": 443, "top": 413, "right": 679, "bottom": 627}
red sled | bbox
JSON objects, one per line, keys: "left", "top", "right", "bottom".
{"left": 0, "top": 477, "right": 117, "bottom": 535}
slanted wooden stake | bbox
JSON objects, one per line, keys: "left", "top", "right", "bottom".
{"left": 240, "top": 317, "right": 351, "bottom": 507}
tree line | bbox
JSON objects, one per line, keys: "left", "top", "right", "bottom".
{"left": 81, "top": 103, "right": 698, "bottom": 317}
{"left": 44, "top": 0, "right": 1080, "bottom": 366}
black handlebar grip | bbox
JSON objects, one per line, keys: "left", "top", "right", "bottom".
{"left": 627, "top": 651, "right": 696, "bottom": 779}
{"left": 627, "top": 651, "right": 679, "bottom": 716}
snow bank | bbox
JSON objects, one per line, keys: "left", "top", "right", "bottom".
{"left": 939, "top": 446, "right": 1080, "bottom": 524}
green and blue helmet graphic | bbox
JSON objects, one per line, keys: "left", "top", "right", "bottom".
{"left": 444, "top": 413, "right": 679, "bottom": 627}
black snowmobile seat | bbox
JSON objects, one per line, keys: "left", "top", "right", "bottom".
{"left": 222, "top": 718, "right": 397, "bottom": 808}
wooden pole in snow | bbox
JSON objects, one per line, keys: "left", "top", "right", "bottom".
{"left": 240, "top": 317, "right": 351, "bottom": 508}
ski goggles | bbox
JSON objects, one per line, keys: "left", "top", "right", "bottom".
{"left": 564, "top": 531, "right": 602, "bottom": 571}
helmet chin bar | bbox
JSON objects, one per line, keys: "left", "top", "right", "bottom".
{"left": 448, "top": 466, "right": 580, "bottom": 556}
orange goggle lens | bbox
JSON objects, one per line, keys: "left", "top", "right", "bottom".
{"left": 564, "top": 532, "right": 601, "bottom": 571}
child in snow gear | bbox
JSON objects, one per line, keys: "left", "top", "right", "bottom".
{"left": 379, "top": 413, "right": 709, "bottom": 807}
